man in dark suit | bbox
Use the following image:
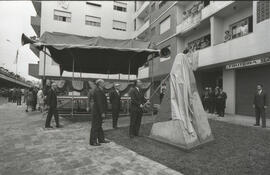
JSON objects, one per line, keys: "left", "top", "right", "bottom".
{"left": 89, "top": 79, "right": 110, "bottom": 146}
{"left": 109, "top": 83, "right": 121, "bottom": 129}
{"left": 129, "top": 80, "right": 148, "bottom": 138}
{"left": 253, "top": 84, "right": 267, "bottom": 128}
{"left": 45, "top": 83, "right": 61, "bottom": 129}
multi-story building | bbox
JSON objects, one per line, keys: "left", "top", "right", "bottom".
{"left": 31, "top": 1, "right": 270, "bottom": 116}
{"left": 30, "top": 1, "right": 136, "bottom": 81}
{"left": 135, "top": 1, "right": 270, "bottom": 117}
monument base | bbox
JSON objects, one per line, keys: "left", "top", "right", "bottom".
{"left": 149, "top": 120, "right": 214, "bottom": 151}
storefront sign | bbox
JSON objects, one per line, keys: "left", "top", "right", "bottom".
{"left": 225, "top": 57, "right": 270, "bottom": 70}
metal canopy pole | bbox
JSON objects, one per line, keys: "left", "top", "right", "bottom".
{"left": 43, "top": 47, "right": 46, "bottom": 89}
{"left": 127, "top": 58, "right": 131, "bottom": 115}
{"left": 71, "top": 56, "right": 75, "bottom": 117}
{"left": 151, "top": 55, "right": 154, "bottom": 117}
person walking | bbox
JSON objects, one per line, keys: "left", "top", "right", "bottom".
{"left": 16, "top": 88, "right": 22, "bottom": 106}
{"left": 45, "top": 83, "right": 61, "bottom": 129}
{"left": 25, "top": 88, "right": 34, "bottom": 112}
{"left": 109, "top": 83, "right": 121, "bottom": 129}
{"left": 129, "top": 80, "right": 148, "bottom": 138}
{"left": 32, "top": 87, "right": 38, "bottom": 111}
{"left": 37, "top": 88, "right": 45, "bottom": 112}
{"left": 208, "top": 87, "right": 215, "bottom": 114}
{"left": 89, "top": 79, "right": 110, "bottom": 146}
{"left": 253, "top": 84, "right": 267, "bottom": 128}
{"left": 216, "top": 88, "right": 227, "bottom": 117}
{"left": 214, "top": 86, "right": 220, "bottom": 114}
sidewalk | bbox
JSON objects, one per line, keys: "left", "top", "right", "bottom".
{"left": 208, "top": 113, "right": 270, "bottom": 130}
{"left": 0, "top": 102, "right": 182, "bottom": 175}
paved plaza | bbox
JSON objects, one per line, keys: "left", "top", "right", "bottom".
{"left": 0, "top": 101, "right": 182, "bottom": 175}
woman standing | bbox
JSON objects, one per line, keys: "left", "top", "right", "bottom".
{"left": 37, "top": 89, "right": 45, "bottom": 112}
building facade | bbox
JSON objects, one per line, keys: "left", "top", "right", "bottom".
{"left": 135, "top": 1, "right": 270, "bottom": 116}
{"left": 31, "top": 1, "right": 270, "bottom": 116}
{"left": 31, "top": 1, "right": 136, "bottom": 81}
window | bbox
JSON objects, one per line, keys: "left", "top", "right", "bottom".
{"left": 114, "top": 1, "right": 127, "bottom": 12}
{"left": 230, "top": 16, "right": 253, "bottom": 39}
{"left": 159, "top": 1, "right": 167, "bottom": 9}
{"left": 54, "top": 10, "right": 71, "bottom": 22}
{"left": 86, "top": 2, "right": 101, "bottom": 7}
{"left": 113, "top": 20, "right": 127, "bottom": 31}
{"left": 85, "top": 15, "right": 101, "bottom": 27}
{"left": 159, "top": 16, "right": 170, "bottom": 34}
{"left": 160, "top": 45, "right": 171, "bottom": 62}
{"left": 187, "top": 34, "right": 211, "bottom": 51}
{"left": 151, "top": 3, "right": 155, "bottom": 12}
{"left": 257, "top": 1, "right": 270, "bottom": 23}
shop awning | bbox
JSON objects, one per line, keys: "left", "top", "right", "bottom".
{"left": 22, "top": 32, "right": 159, "bottom": 75}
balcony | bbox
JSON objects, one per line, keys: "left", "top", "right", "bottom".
{"left": 201, "top": 1, "right": 235, "bottom": 20}
{"left": 138, "top": 66, "right": 149, "bottom": 79}
{"left": 133, "top": 19, "right": 150, "bottom": 39}
{"left": 134, "top": 1, "right": 150, "bottom": 19}
{"left": 198, "top": 29, "right": 270, "bottom": 68}
{"left": 177, "top": 12, "right": 202, "bottom": 35}
{"left": 31, "top": 16, "right": 41, "bottom": 37}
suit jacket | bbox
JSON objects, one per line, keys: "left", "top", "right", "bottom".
{"left": 253, "top": 90, "right": 267, "bottom": 108}
{"left": 93, "top": 87, "right": 107, "bottom": 115}
{"left": 47, "top": 89, "right": 57, "bottom": 108}
{"left": 129, "top": 87, "right": 146, "bottom": 112}
{"left": 109, "top": 89, "right": 121, "bottom": 111}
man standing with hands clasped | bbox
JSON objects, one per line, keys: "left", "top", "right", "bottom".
{"left": 109, "top": 83, "right": 121, "bottom": 129}
{"left": 253, "top": 84, "right": 267, "bottom": 128}
{"left": 89, "top": 79, "right": 110, "bottom": 146}
{"left": 45, "top": 83, "right": 61, "bottom": 129}
{"left": 129, "top": 80, "right": 149, "bottom": 138}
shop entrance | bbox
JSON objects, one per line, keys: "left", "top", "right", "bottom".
{"left": 194, "top": 68, "right": 223, "bottom": 96}
{"left": 236, "top": 64, "right": 270, "bottom": 117}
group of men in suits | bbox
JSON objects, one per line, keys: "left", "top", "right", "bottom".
{"left": 89, "top": 79, "right": 149, "bottom": 146}
{"left": 44, "top": 79, "right": 267, "bottom": 147}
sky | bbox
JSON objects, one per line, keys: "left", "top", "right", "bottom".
{"left": 0, "top": 1, "right": 39, "bottom": 82}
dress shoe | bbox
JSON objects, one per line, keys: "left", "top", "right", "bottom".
{"left": 45, "top": 126, "right": 53, "bottom": 129}
{"left": 90, "top": 143, "right": 101, "bottom": 146}
{"left": 129, "top": 135, "right": 135, "bottom": 139}
{"left": 99, "top": 140, "right": 110, "bottom": 143}
{"left": 56, "top": 125, "right": 63, "bottom": 128}
{"left": 253, "top": 124, "right": 260, "bottom": 126}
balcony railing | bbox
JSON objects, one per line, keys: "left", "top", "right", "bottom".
{"left": 134, "top": 1, "right": 150, "bottom": 19}
{"left": 177, "top": 12, "right": 201, "bottom": 34}
{"left": 133, "top": 19, "right": 150, "bottom": 38}
{"left": 201, "top": 1, "right": 235, "bottom": 20}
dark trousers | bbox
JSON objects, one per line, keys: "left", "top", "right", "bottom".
{"left": 17, "top": 97, "right": 21, "bottom": 105}
{"left": 209, "top": 100, "right": 215, "bottom": 114}
{"left": 255, "top": 106, "right": 266, "bottom": 127}
{"left": 90, "top": 113, "right": 105, "bottom": 144}
{"left": 129, "top": 110, "right": 142, "bottom": 137}
{"left": 45, "top": 107, "right": 59, "bottom": 127}
{"left": 112, "top": 109, "right": 119, "bottom": 128}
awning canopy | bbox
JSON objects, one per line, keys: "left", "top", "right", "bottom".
{"left": 22, "top": 32, "right": 159, "bottom": 75}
